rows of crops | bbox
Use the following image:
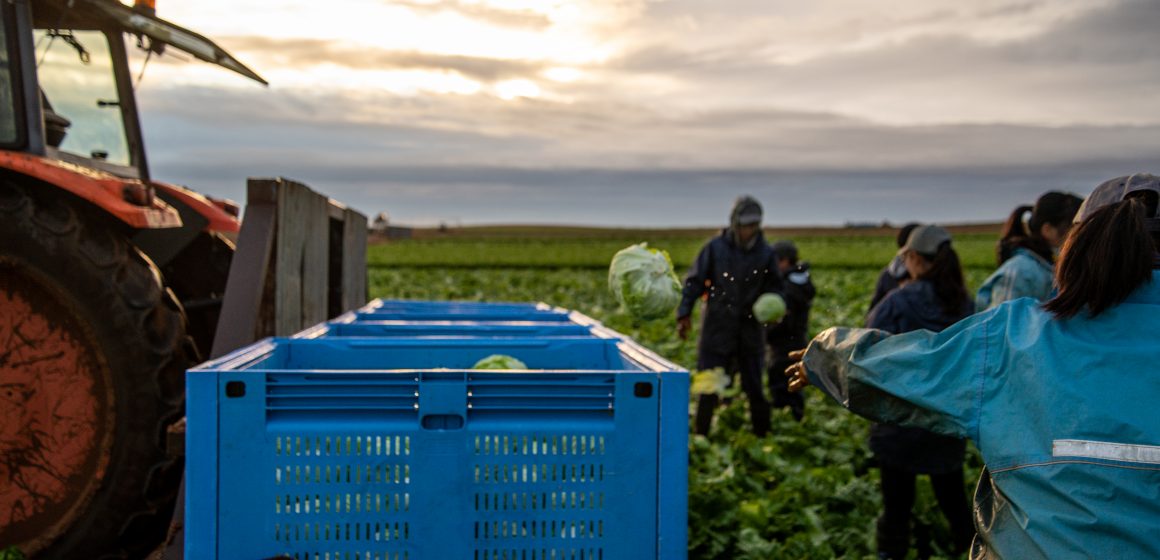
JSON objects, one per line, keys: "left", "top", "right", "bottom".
{"left": 368, "top": 233, "right": 999, "bottom": 270}
{"left": 367, "top": 232, "right": 996, "bottom": 559}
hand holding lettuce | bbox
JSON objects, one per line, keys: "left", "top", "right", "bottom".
{"left": 608, "top": 243, "right": 682, "bottom": 320}
{"left": 752, "top": 293, "right": 787, "bottom": 323}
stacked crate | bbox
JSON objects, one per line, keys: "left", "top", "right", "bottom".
{"left": 186, "top": 300, "right": 689, "bottom": 559}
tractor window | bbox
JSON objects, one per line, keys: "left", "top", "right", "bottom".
{"left": 0, "top": 9, "right": 19, "bottom": 146}
{"left": 34, "top": 29, "right": 129, "bottom": 166}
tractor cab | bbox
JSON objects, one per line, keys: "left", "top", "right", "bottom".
{"left": 4, "top": 0, "right": 263, "bottom": 180}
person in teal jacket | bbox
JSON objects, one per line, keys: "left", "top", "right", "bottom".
{"left": 786, "top": 173, "right": 1160, "bottom": 559}
{"left": 975, "top": 191, "right": 1082, "bottom": 310}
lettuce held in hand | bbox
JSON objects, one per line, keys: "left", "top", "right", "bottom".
{"left": 472, "top": 354, "right": 528, "bottom": 370}
{"left": 608, "top": 243, "right": 682, "bottom": 320}
{"left": 752, "top": 293, "right": 787, "bottom": 323}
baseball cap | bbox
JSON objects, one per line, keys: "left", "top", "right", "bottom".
{"left": 1074, "top": 173, "right": 1160, "bottom": 230}
{"left": 901, "top": 225, "right": 952, "bottom": 256}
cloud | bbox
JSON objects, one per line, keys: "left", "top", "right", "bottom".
{"left": 605, "top": 0, "right": 1160, "bottom": 125}
{"left": 131, "top": 0, "right": 1160, "bottom": 225}
{"left": 146, "top": 152, "right": 1153, "bottom": 227}
{"left": 164, "top": 36, "right": 544, "bottom": 82}
{"left": 137, "top": 84, "right": 1159, "bottom": 225}
{"left": 390, "top": 0, "right": 553, "bottom": 30}
{"left": 140, "top": 84, "right": 1160, "bottom": 171}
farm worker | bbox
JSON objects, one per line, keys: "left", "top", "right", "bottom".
{"left": 785, "top": 173, "right": 1160, "bottom": 559}
{"left": 975, "top": 191, "right": 1083, "bottom": 310}
{"left": 862, "top": 225, "right": 976, "bottom": 558}
{"left": 868, "top": 222, "right": 920, "bottom": 313}
{"left": 765, "top": 239, "right": 815, "bottom": 422}
{"left": 678, "top": 195, "right": 784, "bottom": 436}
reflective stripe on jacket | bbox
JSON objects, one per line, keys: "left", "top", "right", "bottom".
{"left": 802, "top": 270, "right": 1160, "bottom": 559}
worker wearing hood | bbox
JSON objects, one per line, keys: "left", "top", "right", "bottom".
{"left": 678, "top": 196, "right": 784, "bottom": 436}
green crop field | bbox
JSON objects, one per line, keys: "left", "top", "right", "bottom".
{"left": 367, "top": 229, "right": 997, "bottom": 559}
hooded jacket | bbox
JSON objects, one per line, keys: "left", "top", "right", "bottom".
{"left": 678, "top": 228, "right": 783, "bottom": 357}
{"left": 800, "top": 270, "right": 1160, "bottom": 559}
{"left": 975, "top": 248, "right": 1054, "bottom": 311}
{"left": 870, "top": 255, "right": 909, "bottom": 312}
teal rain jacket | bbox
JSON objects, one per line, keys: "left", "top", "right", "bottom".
{"left": 975, "top": 248, "right": 1054, "bottom": 311}
{"left": 801, "top": 270, "right": 1160, "bottom": 559}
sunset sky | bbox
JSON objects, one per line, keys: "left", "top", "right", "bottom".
{"left": 128, "top": 0, "right": 1159, "bottom": 226}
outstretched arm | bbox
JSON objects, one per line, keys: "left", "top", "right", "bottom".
{"left": 786, "top": 313, "right": 1000, "bottom": 441}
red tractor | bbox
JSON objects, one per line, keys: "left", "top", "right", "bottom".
{"left": 0, "top": 1, "right": 264, "bottom": 557}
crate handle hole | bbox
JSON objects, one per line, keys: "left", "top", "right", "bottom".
{"left": 422, "top": 414, "right": 465, "bottom": 430}
{"left": 634, "top": 382, "right": 653, "bottom": 398}
{"left": 225, "top": 381, "right": 246, "bottom": 398}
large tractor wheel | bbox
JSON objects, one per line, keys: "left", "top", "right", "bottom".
{"left": 0, "top": 181, "right": 186, "bottom": 559}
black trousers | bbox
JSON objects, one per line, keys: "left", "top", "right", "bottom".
{"left": 877, "top": 465, "right": 975, "bottom": 559}
{"left": 692, "top": 350, "right": 769, "bottom": 436}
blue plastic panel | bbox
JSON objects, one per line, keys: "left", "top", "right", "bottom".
{"left": 367, "top": 300, "right": 551, "bottom": 312}
{"left": 192, "top": 369, "right": 666, "bottom": 559}
{"left": 246, "top": 337, "right": 639, "bottom": 371}
{"left": 356, "top": 310, "right": 574, "bottom": 323}
{"left": 320, "top": 322, "right": 595, "bottom": 339}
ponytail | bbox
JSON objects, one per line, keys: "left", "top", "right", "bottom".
{"left": 996, "top": 205, "right": 1037, "bottom": 264}
{"left": 1044, "top": 198, "right": 1156, "bottom": 319}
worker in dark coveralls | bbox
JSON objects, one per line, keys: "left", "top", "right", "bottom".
{"left": 765, "top": 240, "right": 815, "bottom": 421}
{"left": 678, "top": 196, "right": 784, "bottom": 436}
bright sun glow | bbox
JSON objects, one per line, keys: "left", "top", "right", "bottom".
{"left": 543, "top": 67, "right": 582, "bottom": 83}
{"left": 494, "top": 79, "right": 541, "bottom": 100}
{"left": 148, "top": 0, "right": 619, "bottom": 99}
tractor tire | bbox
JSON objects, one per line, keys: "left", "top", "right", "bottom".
{"left": 0, "top": 181, "right": 186, "bottom": 559}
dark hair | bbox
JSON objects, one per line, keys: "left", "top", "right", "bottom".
{"left": 1044, "top": 198, "right": 1158, "bottom": 319}
{"left": 897, "top": 222, "right": 921, "bottom": 248}
{"left": 916, "top": 242, "right": 970, "bottom": 316}
{"left": 997, "top": 192, "right": 1083, "bottom": 264}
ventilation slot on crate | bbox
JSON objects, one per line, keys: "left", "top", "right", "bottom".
{"left": 281, "top": 552, "right": 411, "bottom": 560}
{"left": 467, "top": 375, "right": 615, "bottom": 422}
{"left": 266, "top": 374, "right": 420, "bottom": 423}
{"left": 471, "top": 434, "right": 608, "bottom": 556}
{"left": 269, "top": 434, "right": 414, "bottom": 557}
{"left": 474, "top": 547, "right": 604, "bottom": 559}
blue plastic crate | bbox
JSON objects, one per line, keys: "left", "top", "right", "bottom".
{"left": 238, "top": 337, "right": 647, "bottom": 371}
{"left": 367, "top": 300, "right": 556, "bottom": 312}
{"left": 355, "top": 309, "right": 575, "bottom": 323}
{"left": 297, "top": 321, "right": 597, "bottom": 339}
{"left": 352, "top": 301, "right": 576, "bottom": 324}
{"left": 186, "top": 305, "right": 689, "bottom": 559}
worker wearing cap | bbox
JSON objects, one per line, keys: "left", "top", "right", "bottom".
{"left": 786, "top": 174, "right": 1160, "bottom": 558}
{"left": 678, "top": 196, "right": 784, "bottom": 436}
{"left": 766, "top": 239, "right": 815, "bottom": 421}
{"left": 862, "top": 225, "right": 977, "bottom": 559}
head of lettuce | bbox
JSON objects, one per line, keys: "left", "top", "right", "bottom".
{"left": 752, "top": 292, "right": 787, "bottom": 324}
{"left": 608, "top": 243, "right": 682, "bottom": 320}
{"left": 472, "top": 354, "right": 528, "bottom": 370}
